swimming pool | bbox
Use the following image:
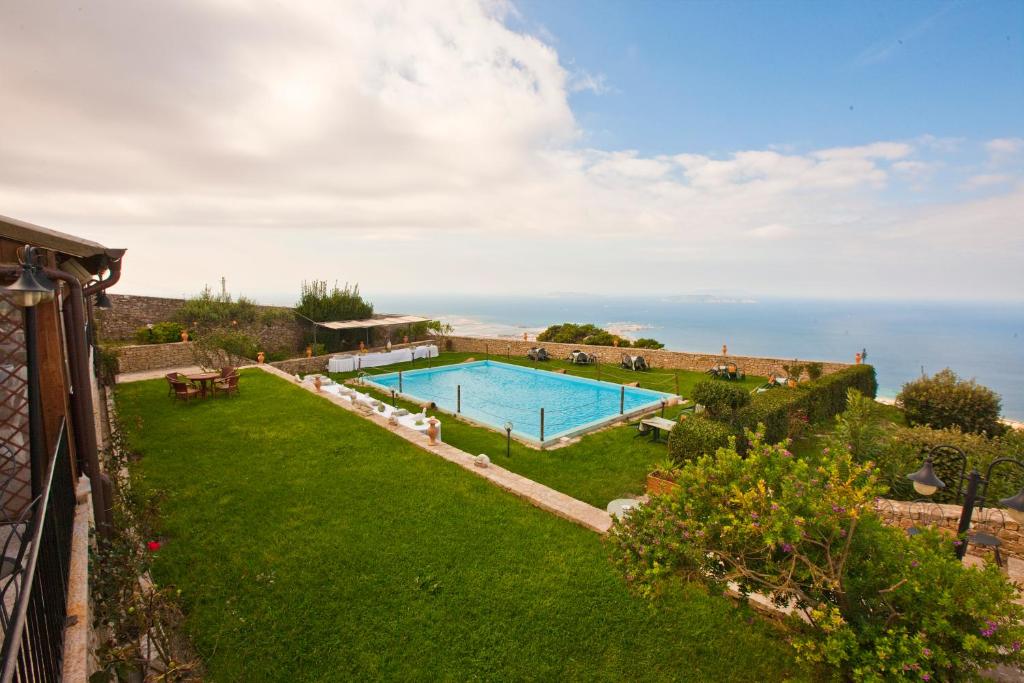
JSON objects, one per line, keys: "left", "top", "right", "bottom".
{"left": 365, "top": 360, "right": 677, "bottom": 446}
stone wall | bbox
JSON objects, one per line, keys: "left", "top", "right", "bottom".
{"left": 878, "top": 498, "right": 1024, "bottom": 560}
{"left": 446, "top": 335, "right": 853, "bottom": 378}
{"left": 269, "top": 353, "right": 334, "bottom": 376}
{"left": 116, "top": 342, "right": 198, "bottom": 374}
{"left": 96, "top": 293, "right": 307, "bottom": 354}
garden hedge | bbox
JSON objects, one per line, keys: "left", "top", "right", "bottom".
{"left": 735, "top": 365, "right": 878, "bottom": 444}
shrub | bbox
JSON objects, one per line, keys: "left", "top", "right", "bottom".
{"left": 96, "top": 346, "right": 120, "bottom": 386}
{"left": 826, "top": 389, "right": 885, "bottom": 463}
{"left": 176, "top": 286, "right": 259, "bottom": 326}
{"left": 132, "top": 322, "right": 184, "bottom": 345}
{"left": 667, "top": 415, "right": 733, "bottom": 465}
{"left": 609, "top": 431, "right": 1024, "bottom": 681}
{"left": 805, "top": 362, "right": 823, "bottom": 381}
{"left": 536, "top": 323, "right": 631, "bottom": 347}
{"left": 897, "top": 368, "right": 1004, "bottom": 437}
{"left": 632, "top": 338, "right": 664, "bottom": 349}
{"left": 876, "top": 424, "right": 1024, "bottom": 504}
{"left": 690, "top": 379, "right": 750, "bottom": 421}
{"left": 295, "top": 280, "right": 373, "bottom": 323}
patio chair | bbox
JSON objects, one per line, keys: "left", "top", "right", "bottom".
{"left": 169, "top": 378, "right": 201, "bottom": 402}
{"left": 568, "top": 349, "right": 596, "bottom": 365}
{"left": 165, "top": 372, "right": 186, "bottom": 396}
{"left": 213, "top": 373, "right": 240, "bottom": 398}
{"left": 621, "top": 354, "right": 649, "bottom": 371}
{"left": 726, "top": 362, "right": 745, "bottom": 380}
{"left": 527, "top": 347, "right": 549, "bottom": 361}
{"left": 219, "top": 366, "right": 237, "bottom": 378}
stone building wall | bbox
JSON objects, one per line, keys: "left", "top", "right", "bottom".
{"left": 878, "top": 498, "right": 1024, "bottom": 560}
{"left": 96, "top": 293, "right": 307, "bottom": 354}
{"left": 445, "top": 336, "right": 853, "bottom": 378}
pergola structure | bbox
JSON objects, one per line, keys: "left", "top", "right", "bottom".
{"left": 314, "top": 314, "right": 432, "bottom": 348}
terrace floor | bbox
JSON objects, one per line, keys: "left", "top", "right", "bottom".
{"left": 117, "top": 369, "right": 807, "bottom": 681}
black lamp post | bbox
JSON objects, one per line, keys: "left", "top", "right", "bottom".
{"left": 504, "top": 421, "right": 513, "bottom": 458}
{"left": 5, "top": 245, "right": 56, "bottom": 498}
{"left": 94, "top": 291, "right": 113, "bottom": 309}
{"left": 906, "top": 445, "right": 1024, "bottom": 559}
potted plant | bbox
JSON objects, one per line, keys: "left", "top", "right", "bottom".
{"left": 646, "top": 460, "right": 681, "bottom": 496}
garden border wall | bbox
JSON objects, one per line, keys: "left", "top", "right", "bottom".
{"left": 446, "top": 336, "right": 853, "bottom": 378}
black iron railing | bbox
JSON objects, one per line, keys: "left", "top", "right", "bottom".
{"left": 0, "top": 419, "right": 76, "bottom": 683}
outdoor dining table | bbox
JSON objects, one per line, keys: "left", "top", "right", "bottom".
{"left": 185, "top": 371, "right": 220, "bottom": 397}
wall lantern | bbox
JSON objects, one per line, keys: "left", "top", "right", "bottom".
{"left": 6, "top": 245, "right": 55, "bottom": 307}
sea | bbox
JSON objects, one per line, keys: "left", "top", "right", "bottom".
{"left": 373, "top": 294, "right": 1024, "bottom": 421}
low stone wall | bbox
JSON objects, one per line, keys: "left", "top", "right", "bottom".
{"left": 270, "top": 353, "right": 334, "bottom": 376}
{"left": 446, "top": 336, "right": 852, "bottom": 378}
{"left": 878, "top": 498, "right": 1024, "bottom": 560}
{"left": 116, "top": 342, "right": 197, "bottom": 374}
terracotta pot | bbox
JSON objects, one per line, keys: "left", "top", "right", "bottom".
{"left": 180, "top": 330, "right": 189, "bottom": 342}
{"left": 306, "top": 345, "right": 313, "bottom": 358}
{"left": 426, "top": 417, "right": 439, "bottom": 445}
{"left": 855, "top": 352, "right": 862, "bottom": 365}
{"left": 403, "top": 335, "right": 409, "bottom": 344}
{"left": 646, "top": 473, "right": 680, "bottom": 496}
{"left": 257, "top": 351, "right": 265, "bottom": 364}
{"left": 313, "top": 376, "right": 322, "bottom": 392}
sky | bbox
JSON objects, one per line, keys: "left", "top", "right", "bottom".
{"left": 0, "top": 0, "right": 1021, "bottom": 304}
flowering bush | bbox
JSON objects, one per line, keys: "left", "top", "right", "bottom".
{"left": 609, "top": 429, "right": 1024, "bottom": 681}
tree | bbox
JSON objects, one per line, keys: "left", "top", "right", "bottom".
{"left": 294, "top": 280, "right": 373, "bottom": 323}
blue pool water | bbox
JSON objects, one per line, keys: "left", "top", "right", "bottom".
{"left": 368, "top": 360, "right": 675, "bottom": 444}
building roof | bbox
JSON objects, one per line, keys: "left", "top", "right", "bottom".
{"left": 0, "top": 214, "right": 125, "bottom": 261}
{"left": 315, "top": 314, "right": 431, "bottom": 330}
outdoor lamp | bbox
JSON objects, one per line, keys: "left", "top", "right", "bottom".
{"left": 6, "top": 245, "right": 55, "bottom": 307}
{"left": 906, "top": 459, "right": 945, "bottom": 497}
{"left": 504, "top": 421, "right": 513, "bottom": 458}
{"left": 94, "top": 291, "right": 113, "bottom": 309}
{"left": 999, "top": 489, "right": 1024, "bottom": 525}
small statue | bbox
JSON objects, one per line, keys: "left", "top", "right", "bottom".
{"left": 257, "top": 351, "right": 265, "bottom": 364}
{"left": 722, "top": 344, "right": 728, "bottom": 355}
{"left": 386, "top": 339, "right": 392, "bottom": 352}
{"left": 306, "top": 345, "right": 313, "bottom": 358}
{"left": 426, "top": 417, "right": 439, "bottom": 445}
{"left": 403, "top": 335, "right": 409, "bottom": 344}
{"left": 180, "top": 329, "right": 189, "bottom": 342}
{"left": 313, "top": 376, "right": 322, "bottom": 392}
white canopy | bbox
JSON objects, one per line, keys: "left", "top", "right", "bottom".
{"left": 315, "top": 314, "right": 430, "bottom": 331}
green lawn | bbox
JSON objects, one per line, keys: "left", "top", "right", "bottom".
{"left": 327, "top": 352, "right": 765, "bottom": 508}
{"left": 119, "top": 370, "right": 807, "bottom": 681}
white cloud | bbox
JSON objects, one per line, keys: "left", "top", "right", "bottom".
{"left": 962, "top": 174, "right": 1012, "bottom": 190}
{"left": 0, "top": 0, "right": 1020, "bottom": 302}
{"left": 568, "top": 70, "right": 611, "bottom": 94}
{"left": 747, "top": 224, "right": 795, "bottom": 240}
{"left": 986, "top": 137, "right": 1024, "bottom": 163}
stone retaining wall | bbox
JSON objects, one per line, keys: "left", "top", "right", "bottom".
{"left": 878, "top": 498, "right": 1024, "bottom": 560}
{"left": 116, "top": 342, "right": 198, "bottom": 374}
{"left": 446, "top": 335, "right": 853, "bottom": 378}
{"left": 96, "top": 293, "right": 306, "bottom": 354}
